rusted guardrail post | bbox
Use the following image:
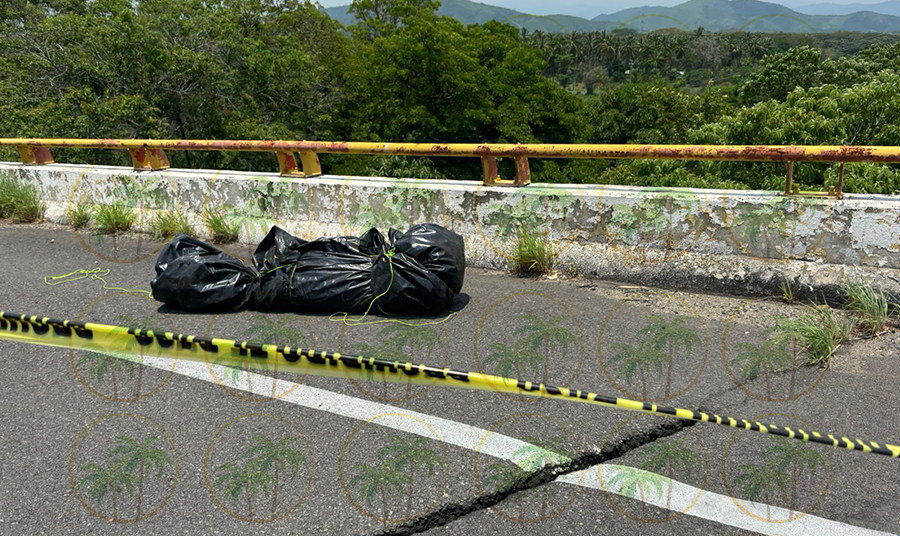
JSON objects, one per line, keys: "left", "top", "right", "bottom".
{"left": 276, "top": 151, "right": 321, "bottom": 177}
{"left": 480, "top": 156, "right": 530, "bottom": 187}
{"left": 17, "top": 145, "right": 53, "bottom": 165}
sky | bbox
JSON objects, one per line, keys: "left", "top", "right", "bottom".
{"left": 315, "top": 0, "right": 893, "bottom": 19}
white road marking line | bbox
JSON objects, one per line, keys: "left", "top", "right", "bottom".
{"left": 147, "top": 357, "right": 894, "bottom": 536}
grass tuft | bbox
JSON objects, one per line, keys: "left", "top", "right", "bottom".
{"left": 0, "top": 174, "right": 46, "bottom": 222}
{"left": 780, "top": 276, "right": 794, "bottom": 305}
{"left": 205, "top": 208, "right": 240, "bottom": 244}
{"left": 841, "top": 279, "right": 895, "bottom": 336}
{"left": 68, "top": 202, "right": 94, "bottom": 229}
{"left": 150, "top": 211, "right": 194, "bottom": 240}
{"left": 772, "top": 300, "right": 853, "bottom": 367}
{"left": 92, "top": 201, "right": 137, "bottom": 235}
{"left": 509, "top": 227, "right": 553, "bottom": 276}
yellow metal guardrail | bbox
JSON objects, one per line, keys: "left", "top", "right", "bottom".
{"left": 5, "top": 138, "right": 900, "bottom": 196}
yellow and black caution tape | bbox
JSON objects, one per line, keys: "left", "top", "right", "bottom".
{"left": 1, "top": 310, "right": 898, "bottom": 459}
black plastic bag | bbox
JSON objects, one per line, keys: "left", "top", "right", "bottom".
{"left": 150, "top": 224, "right": 465, "bottom": 315}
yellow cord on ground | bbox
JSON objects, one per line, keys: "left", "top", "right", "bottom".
{"left": 43, "top": 268, "right": 153, "bottom": 298}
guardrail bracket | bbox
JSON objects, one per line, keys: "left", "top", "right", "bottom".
{"left": 17, "top": 146, "right": 53, "bottom": 165}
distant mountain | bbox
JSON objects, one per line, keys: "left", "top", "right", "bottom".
{"left": 593, "top": 0, "right": 900, "bottom": 31}
{"left": 324, "top": 0, "right": 900, "bottom": 33}
{"left": 325, "top": 0, "right": 616, "bottom": 32}
{"left": 795, "top": 0, "right": 900, "bottom": 16}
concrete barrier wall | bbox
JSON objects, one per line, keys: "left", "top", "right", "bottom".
{"left": 4, "top": 162, "right": 900, "bottom": 297}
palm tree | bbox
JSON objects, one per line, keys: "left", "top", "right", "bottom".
{"left": 513, "top": 314, "right": 577, "bottom": 386}
{"left": 637, "top": 436, "right": 701, "bottom": 515}
{"left": 377, "top": 323, "right": 442, "bottom": 398}
{"left": 731, "top": 460, "right": 793, "bottom": 521}
{"left": 213, "top": 461, "right": 275, "bottom": 520}
{"left": 762, "top": 437, "right": 825, "bottom": 520}
{"left": 110, "top": 175, "right": 168, "bottom": 257}
{"left": 76, "top": 459, "right": 139, "bottom": 521}
{"left": 348, "top": 459, "right": 410, "bottom": 526}
{"left": 607, "top": 340, "right": 667, "bottom": 400}
{"left": 76, "top": 337, "right": 139, "bottom": 399}
{"left": 513, "top": 436, "right": 573, "bottom": 520}
{"left": 641, "top": 315, "right": 701, "bottom": 398}
{"left": 606, "top": 464, "right": 671, "bottom": 518}
{"left": 243, "top": 435, "right": 309, "bottom": 519}
{"left": 223, "top": 203, "right": 275, "bottom": 258}
{"left": 242, "top": 315, "right": 309, "bottom": 398}
{"left": 108, "top": 435, "right": 173, "bottom": 520}
{"left": 638, "top": 188, "right": 702, "bottom": 254}
{"left": 482, "top": 463, "right": 535, "bottom": 520}
{"left": 731, "top": 337, "right": 792, "bottom": 400}
{"left": 212, "top": 347, "right": 270, "bottom": 396}
{"left": 483, "top": 340, "right": 546, "bottom": 389}
{"left": 350, "top": 340, "right": 408, "bottom": 399}
{"left": 114, "top": 314, "right": 166, "bottom": 399}
{"left": 378, "top": 436, "right": 443, "bottom": 519}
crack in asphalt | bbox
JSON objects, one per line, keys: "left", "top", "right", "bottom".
{"left": 367, "top": 414, "right": 701, "bottom": 536}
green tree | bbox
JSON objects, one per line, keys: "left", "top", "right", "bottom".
{"left": 637, "top": 436, "right": 701, "bottom": 514}
{"left": 378, "top": 435, "right": 443, "bottom": 519}
{"left": 76, "top": 459, "right": 139, "bottom": 521}
{"left": 761, "top": 436, "right": 825, "bottom": 520}
{"left": 213, "top": 461, "right": 275, "bottom": 520}
{"left": 641, "top": 314, "right": 701, "bottom": 398}
{"left": 243, "top": 435, "right": 310, "bottom": 519}
{"left": 108, "top": 435, "right": 173, "bottom": 519}
{"left": 513, "top": 314, "right": 577, "bottom": 386}
{"left": 607, "top": 340, "right": 667, "bottom": 400}
{"left": 348, "top": 459, "right": 411, "bottom": 526}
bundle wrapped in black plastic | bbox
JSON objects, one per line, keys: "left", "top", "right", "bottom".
{"left": 150, "top": 224, "right": 465, "bottom": 315}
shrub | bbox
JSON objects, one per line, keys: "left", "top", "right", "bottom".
{"left": 509, "top": 227, "right": 553, "bottom": 276}
{"left": 68, "top": 202, "right": 94, "bottom": 229}
{"left": 92, "top": 201, "right": 137, "bottom": 235}
{"left": 150, "top": 211, "right": 194, "bottom": 240}
{"left": 0, "top": 174, "right": 46, "bottom": 222}
{"left": 205, "top": 208, "right": 240, "bottom": 244}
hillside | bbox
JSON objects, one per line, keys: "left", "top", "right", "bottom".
{"left": 796, "top": 0, "right": 900, "bottom": 17}
{"left": 325, "top": 0, "right": 900, "bottom": 32}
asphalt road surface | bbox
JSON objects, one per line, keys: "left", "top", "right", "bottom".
{"left": 1, "top": 224, "right": 898, "bottom": 536}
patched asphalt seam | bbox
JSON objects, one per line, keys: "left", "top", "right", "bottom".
{"left": 368, "top": 414, "right": 700, "bottom": 536}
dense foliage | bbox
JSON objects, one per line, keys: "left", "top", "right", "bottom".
{"left": 2, "top": 0, "right": 899, "bottom": 193}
